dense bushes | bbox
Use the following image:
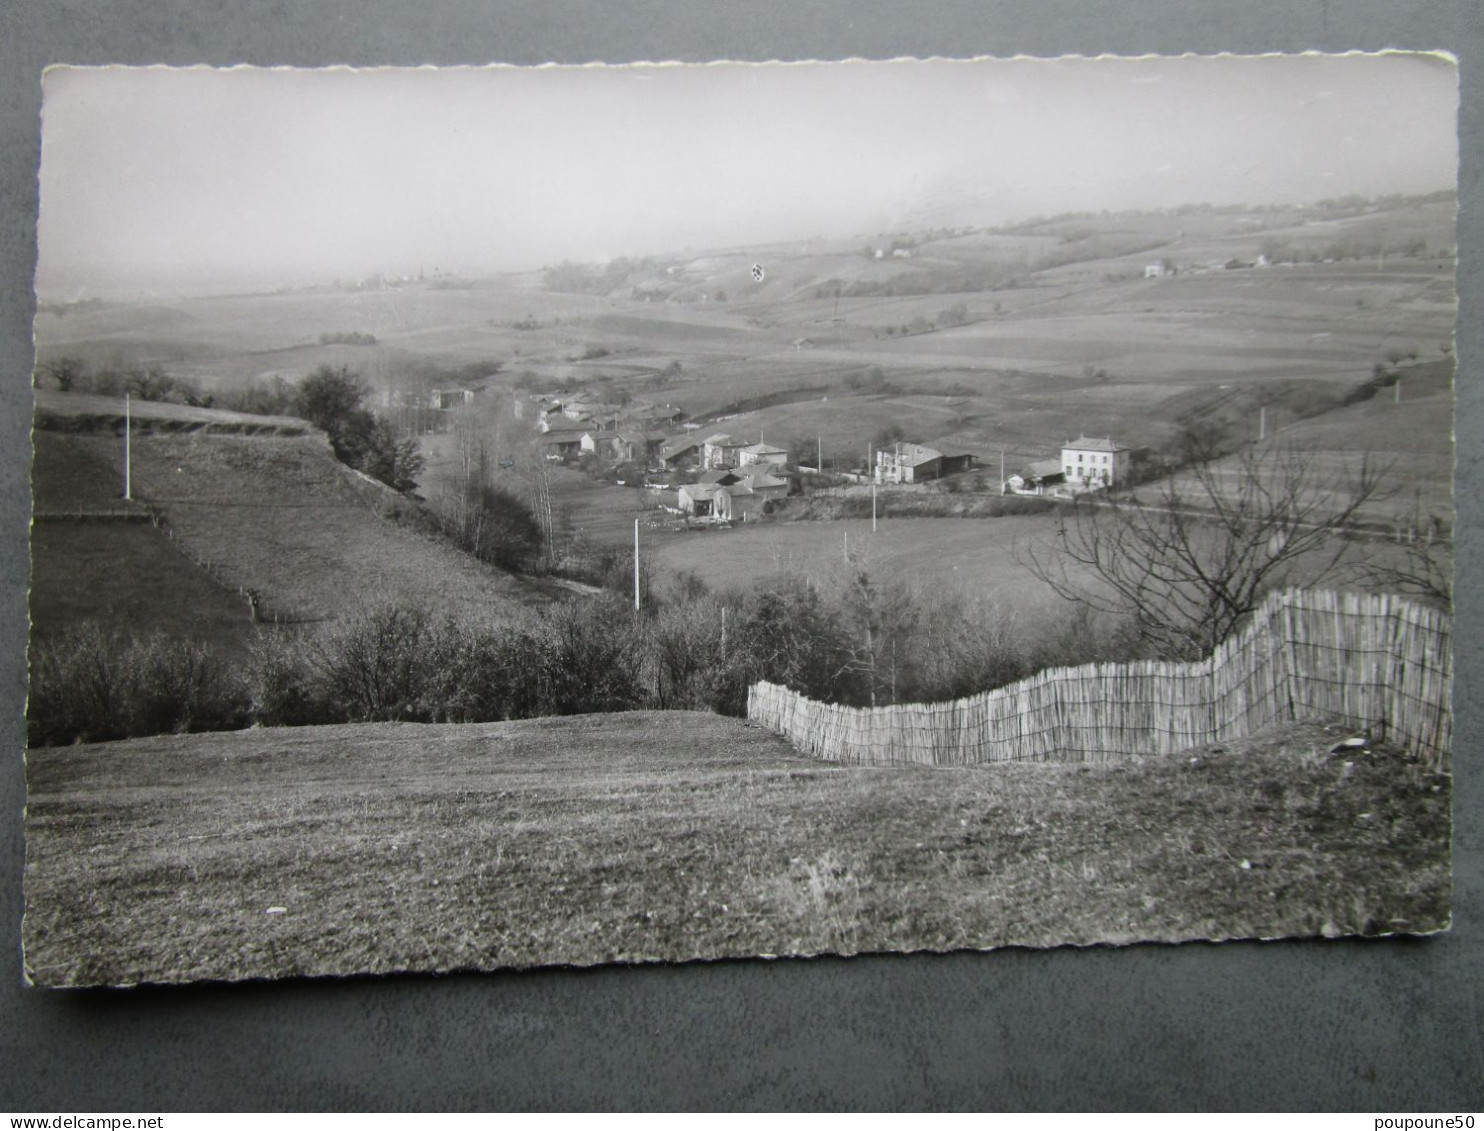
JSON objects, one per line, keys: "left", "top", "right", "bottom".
{"left": 28, "top": 626, "right": 248, "bottom": 747}
{"left": 294, "top": 366, "right": 425, "bottom": 492}
{"left": 28, "top": 581, "right": 1144, "bottom": 746}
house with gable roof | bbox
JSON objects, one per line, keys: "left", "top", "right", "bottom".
{"left": 1061, "top": 436, "right": 1134, "bottom": 489}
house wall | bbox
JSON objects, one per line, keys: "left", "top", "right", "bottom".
{"left": 1061, "top": 446, "right": 1131, "bottom": 487}
{"left": 739, "top": 450, "right": 788, "bottom": 468}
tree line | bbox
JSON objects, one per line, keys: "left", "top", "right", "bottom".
{"left": 26, "top": 568, "right": 1141, "bottom": 748}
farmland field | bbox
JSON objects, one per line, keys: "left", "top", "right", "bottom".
{"left": 647, "top": 513, "right": 1076, "bottom": 614}
{"left": 23, "top": 711, "right": 1450, "bottom": 987}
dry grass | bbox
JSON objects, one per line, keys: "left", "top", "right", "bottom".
{"left": 33, "top": 389, "right": 311, "bottom": 434}
{"left": 23, "top": 711, "right": 1449, "bottom": 987}
{"left": 29, "top": 523, "right": 259, "bottom": 656}
{"left": 647, "top": 513, "right": 1083, "bottom": 616}
{"left": 55, "top": 431, "right": 548, "bottom": 625}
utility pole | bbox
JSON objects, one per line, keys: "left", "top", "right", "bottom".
{"left": 1395, "top": 378, "right": 1403, "bottom": 404}
{"left": 1259, "top": 405, "right": 1267, "bottom": 442}
{"left": 872, "top": 483, "right": 877, "bottom": 532}
{"left": 817, "top": 435, "right": 822, "bottom": 472}
{"left": 633, "top": 518, "right": 640, "bottom": 611}
{"left": 1000, "top": 447, "right": 1007, "bottom": 495}
{"left": 123, "top": 393, "right": 132, "bottom": 501}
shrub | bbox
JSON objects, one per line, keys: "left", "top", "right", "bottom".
{"left": 301, "top": 604, "right": 440, "bottom": 723}
{"left": 28, "top": 625, "right": 248, "bottom": 747}
{"left": 246, "top": 630, "right": 336, "bottom": 727}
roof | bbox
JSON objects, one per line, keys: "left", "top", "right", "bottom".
{"left": 1026, "top": 458, "right": 1065, "bottom": 479}
{"left": 660, "top": 436, "right": 701, "bottom": 458}
{"left": 701, "top": 433, "right": 733, "bottom": 446}
{"left": 741, "top": 472, "right": 789, "bottom": 491}
{"left": 1063, "top": 437, "right": 1130, "bottom": 453}
{"left": 741, "top": 442, "right": 789, "bottom": 457}
{"left": 885, "top": 443, "right": 943, "bottom": 467}
{"left": 679, "top": 482, "right": 724, "bottom": 501}
{"left": 698, "top": 469, "right": 742, "bottom": 485}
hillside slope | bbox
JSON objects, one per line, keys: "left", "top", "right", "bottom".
{"left": 31, "top": 396, "right": 551, "bottom": 636}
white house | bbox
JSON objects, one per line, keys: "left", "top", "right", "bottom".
{"left": 1061, "top": 437, "right": 1133, "bottom": 490}
{"left": 738, "top": 442, "right": 789, "bottom": 469}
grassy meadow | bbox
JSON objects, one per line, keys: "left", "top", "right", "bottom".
{"left": 39, "top": 424, "right": 550, "bottom": 627}
{"left": 647, "top": 513, "right": 1076, "bottom": 616}
{"left": 23, "top": 711, "right": 1450, "bottom": 987}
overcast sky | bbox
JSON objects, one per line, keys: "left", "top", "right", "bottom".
{"left": 35, "top": 53, "right": 1458, "bottom": 298}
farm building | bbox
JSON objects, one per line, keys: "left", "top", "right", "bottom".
{"left": 660, "top": 436, "right": 702, "bottom": 469}
{"left": 537, "top": 416, "right": 587, "bottom": 438}
{"left": 697, "top": 468, "right": 744, "bottom": 487}
{"left": 738, "top": 442, "right": 790, "bottom": 469}
{"left": 579, "top": 429, "right": 617, "bottom": 457}
{"left": 561, "top": 400, "right": 615, "bottom": 421}
{"left": 875, "top": 442, "right": 977, "bottom": 484}
{"left": 429, "top": 386, "right": 475, "bottom": 411}
{"left": 676, "top": 477, "right": 774, "bottom": 523}
{"left": 537, "top": 433, "right": 583, "bottom": 460}
{"left": 738, "top": 470, "right": 790, "bottom": 502}
{"left": 677, "top": 482, "right": 724, "bottom": 518}
{"left": 714, "top": 483, "right": 762, "bottom": 523}
{"left": 1007, "top": 458, "right": 1066, "bottom": 495}
{"left": 701, "top": 434, "right": 750, "bottom": 469}
{"left": 1061, "top": 437, "right": 1134, "bottom": 489}
{"left": 614, "top": 430, "right": 667, "bottom": 464}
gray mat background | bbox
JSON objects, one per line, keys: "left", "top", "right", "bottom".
{"left": 2, "top": 0, "right": 1481, "bottom": 1112}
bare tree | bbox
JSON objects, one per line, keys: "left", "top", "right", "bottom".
{"left": 1361, "top": 493, "right": 1452, "bottom": 606}
{"left": 1021, "top": 443, "right": 1391, "bottom": 659}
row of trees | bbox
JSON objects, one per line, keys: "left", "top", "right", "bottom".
{"left": 28, "top": 568, "right": 1140, "bottom": 746}
{"left": 35, "top": 357, "right": 218, "bottom": 406}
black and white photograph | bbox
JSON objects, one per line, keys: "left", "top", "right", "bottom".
{"left": 23, "top": 54, "right": 1457, "bottom": 987}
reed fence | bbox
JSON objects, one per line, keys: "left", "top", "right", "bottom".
{"left": 747, "top": 589, "right": 1450, "bottom": 769}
